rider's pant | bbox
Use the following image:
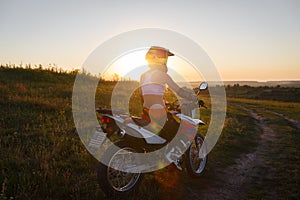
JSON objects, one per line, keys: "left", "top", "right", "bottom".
{"left": 141, "top": 106, "right": 168, "bottom": 135}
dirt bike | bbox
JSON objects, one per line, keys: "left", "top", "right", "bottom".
{"left": 89, "top": 82, "right": 209, "bottom": 198}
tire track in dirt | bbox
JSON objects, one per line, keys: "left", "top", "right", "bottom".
{"left": 266, "top": 110, "right": 300, "bottom": 129}
{"left": 183, "top": 105, "right": 279, "bottom": 200}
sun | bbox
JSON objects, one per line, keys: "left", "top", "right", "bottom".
{"left": 103, "top": 49, "right": 148, "bottom": 80}
{"left": 103, "top": 48, "right": 203, "bottom": 82}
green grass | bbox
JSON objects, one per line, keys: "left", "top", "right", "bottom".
{"left": 227, "top": 98, "right": 300, "bottom": 199}
{"left": 1, "top": 66, "right": 299, "bottom": 199}
{"left": 203, "top": 102, "right": 260, "bottom": 173}
{"left": 0, "top": 67, "right": 104, "bottom": 199}
{"left": 228, "top": 97, "right": 300, "bottom": 120}
{"left": 225, "top": 85, "right": 300, "bottom": 102}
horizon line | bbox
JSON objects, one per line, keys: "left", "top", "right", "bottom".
{"left": 1, "top": 63, "right": 299, "bottom": 82}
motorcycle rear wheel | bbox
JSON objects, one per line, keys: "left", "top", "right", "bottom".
{"left": 97, "top": 141, "right": 144, "bottom": 198}
{"left": 185, "top": 134, "right": 208, "bottom": 178}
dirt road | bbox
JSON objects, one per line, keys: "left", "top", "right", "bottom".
{"left": 182, "top": 106, "right": 298, "bottom": 200}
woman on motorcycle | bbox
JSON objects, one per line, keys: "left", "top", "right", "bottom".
{"left": 140, "top": 46, "right": 198, "bottom": 169}
{"left": 96, "top": 47, "right": 208, "bottom": 197}
{"left": 140, "top": 46, "right": 197, "bottom": 134}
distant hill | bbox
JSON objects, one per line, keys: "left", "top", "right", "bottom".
{"left": 188, "top": 80, "right": 300, "bottom": 102}
{"left": 223, "top": 81, "right": 300, "bottom": 87}
{"left": 189, "top": 81, "right": 300, "bottom": 88}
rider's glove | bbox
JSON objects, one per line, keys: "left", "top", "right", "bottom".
{"left": 198, "top": 100, "right": 205, "bottom": 107}
{"left": 198, "top": 99, "right": 207, "bottom": 108}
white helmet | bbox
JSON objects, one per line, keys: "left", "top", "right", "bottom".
{"left": 145, "top": 46, "right": 174, "bottom": 61}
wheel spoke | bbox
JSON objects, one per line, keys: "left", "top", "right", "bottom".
{"left": 107, "top": 147, "right": 141, "bottom": 192}
{"left": 189, "top": 135, "right": 207, "bottom": 174}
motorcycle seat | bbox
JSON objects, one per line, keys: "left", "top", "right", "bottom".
{"left": 131, "top": 116, "right": 150, "bottom": 127}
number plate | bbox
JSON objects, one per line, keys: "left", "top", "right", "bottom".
{"left": 88, "top": 130, "right": 107, "bottom": 149}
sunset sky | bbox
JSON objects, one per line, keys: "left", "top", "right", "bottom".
{"left": 1, "top": 0, "right": 299, "bottom": 81}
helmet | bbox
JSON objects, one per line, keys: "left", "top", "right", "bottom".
{"left": 145, "top": 46, "right": 174, "bottom": 61}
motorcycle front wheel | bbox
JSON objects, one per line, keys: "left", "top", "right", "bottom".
{"left": 185, "top": 134, "right": 208, "bottom": 178}
{"left": 97, "top": 141, "right": 143, "bottom": 198}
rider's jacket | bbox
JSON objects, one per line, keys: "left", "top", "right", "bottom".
{"left": 140, "top": 69, "right": 165, "bottom": 96}
{"left": 140, "top": 66, "right": 195, "bottom": 102}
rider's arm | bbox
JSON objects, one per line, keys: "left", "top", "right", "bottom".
{"left": 153, "top": 71, "right": 197, "bottom": 101}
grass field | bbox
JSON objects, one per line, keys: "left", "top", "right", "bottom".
{"left": 218, "top": 99, "right": 299, "bottom": 199}
{"left": 0, "top": 67, "right": 299, "bottom": 199}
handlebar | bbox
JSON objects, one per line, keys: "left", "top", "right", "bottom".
{"left": 197, "top": 100, "right": 207, "bottom": 109}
